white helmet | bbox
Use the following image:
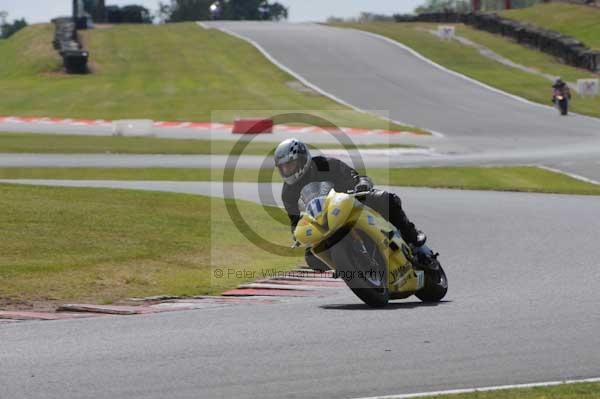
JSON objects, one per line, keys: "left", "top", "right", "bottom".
{"left": 274, "top": 138, "right": 312, "bottom": 185}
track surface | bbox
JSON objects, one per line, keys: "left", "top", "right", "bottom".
{"left": 1, "top": 181, "right": 600, "bottom": 398}
{"left": 3, "top": 147, "right": 600, "bottom": 182}
{"left": 204, "top": 22, "right": 600, "bottom": 180}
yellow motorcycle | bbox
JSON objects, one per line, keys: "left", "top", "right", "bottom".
{"left": 293, "top": 181, "right": 448, "bottom": 308}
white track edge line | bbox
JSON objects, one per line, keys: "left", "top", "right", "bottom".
{"left": 196, "top": 22, "right": 441, "bottom": 138}
{"left": 347, "top": 27, "right": 600, "bottom": 123}
{"left": 348, "top": 28, "right": 547, "bottom": 110}
{"left": 351, "top": 377, "right": 600, "bottom": 399}
{"left": 537, "top": 165, "right": 600, "bottom": 185}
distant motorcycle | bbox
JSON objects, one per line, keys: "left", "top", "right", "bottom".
{"left": 552, "top": 89, "right": 570, "bottom": 116}
{"left": 293, "top": 181, "right": 447, "bottom": 308}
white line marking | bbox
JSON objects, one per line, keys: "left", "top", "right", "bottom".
{"left": 200, "top": 22, "right": 436, "bottom": 137}
{"left": 347, "top": 27, "right": 600, "bottom": 124}
{"left": 318, "top": 148, "right": 437, "bottom": 157}
{"left": 349, "top": 28, "right": 546, "bottom": 110}
{"left": 351, "top": 377, "right": 600, "bottom": 399}
{"left": 537, "top": 165, "right": 600, "bottom": 185}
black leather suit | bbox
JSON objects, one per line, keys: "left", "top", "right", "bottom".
{"left": 282, "top": 156, "right": 419, "bottom": 245}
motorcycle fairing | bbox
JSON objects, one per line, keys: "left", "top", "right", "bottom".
{"left": 294, "top": 189, "right": 424, "bottom": 295}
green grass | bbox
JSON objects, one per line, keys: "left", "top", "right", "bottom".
{"left": 0, "top": 132, "right": 415, "bottom": 155}
{"left": 502, "top": 2, "right": 600, "bottom": 50}
{"left": 332, "top": 22, "right": 600, "bottom": 118}
{"left": 0, "top": 184, "right": 301, "bottom": 309}
{"left": 0, "top": 167, "right": 272, "bottom": 182}
{"left": 455, "top": 25, "right": 594, "bottom": 83}
{"left": 379, "top": 166, "right": 600, "bottom": 195}
{"left": 0, "top": 23, "right": 418, "bottom": 132}
{"left": 418, "top": 381, "right": 600, "bottom": 398}
{"left": 2, "top": 164, "right": 599, "bottom": 308}
{"left": 1, "top": 166, "right": 599, "bottom": 195}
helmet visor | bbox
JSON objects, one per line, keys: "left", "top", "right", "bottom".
{"left": 278, "top": 159, "right": 301, "bottom": 178}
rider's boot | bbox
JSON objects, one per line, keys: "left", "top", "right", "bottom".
{"left": 411, "top": 231, "right": 440, "bottom": 272}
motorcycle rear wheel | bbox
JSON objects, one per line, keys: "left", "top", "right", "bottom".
{"left": 415, "top": 260, "right": 448, "bottom": 303}
{"left": 331, "top": 230, "right": 389, "bottom": 308}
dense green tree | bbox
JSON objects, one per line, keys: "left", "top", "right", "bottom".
{"left": 83, "top": 0, "right": 107, "bottom": 22}
{"left": 106, "top": 4, "right": 153, "bottom": 23}
{"left": 120, "top": 5, "right": 153, "bottom": 23}
{"left": 0, "top": 12, "right": 27, "bottom": 39}
{"left": 158, "top": 0, "right": 288, "bottom": 22}
{"left": 158, "top": 0, "right": 212, "bottom": 22}
{"left": 263, "top": 2, "right": 288, "bottom": 21}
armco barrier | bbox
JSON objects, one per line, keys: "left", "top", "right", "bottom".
{"left": 392, "top": 11, "right": 600, "bottom": 72}
{"left": 51, "top": 17, "right": 89, "bottom": 74}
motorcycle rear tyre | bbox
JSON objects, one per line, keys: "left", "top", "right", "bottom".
{"left": 415, "top": 260, "right": 448, "bottom": 303}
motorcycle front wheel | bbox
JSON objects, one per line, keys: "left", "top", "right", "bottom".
{"left": 559, "top": 100, "right": 568, "bottom": 115}
{"left": 331, "top": 230, "right": 389, "bottom": 308}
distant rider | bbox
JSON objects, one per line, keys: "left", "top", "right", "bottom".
{"left": 552, "top": 78, "right": 572, "bottom": 103}
{"left": 274, "top": 138, "right": 428, "bottom": 271}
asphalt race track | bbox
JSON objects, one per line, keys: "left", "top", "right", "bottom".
{"left": 2, "top": 22, "right": 600, "bottom": 399}
{"left": 1, "top": 181, "right": 600, "bottom": 398}
{"left": 3, "top": 146, "right": 600, "bottom": 182}
{"left": 204, "top": 22, "right": 600, "bottom": 181}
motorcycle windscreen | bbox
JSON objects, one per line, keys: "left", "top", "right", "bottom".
{"left": 298, "top": 181, "right": 335, "bottom": 219}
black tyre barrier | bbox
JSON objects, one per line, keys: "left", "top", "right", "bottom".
{"left": 61, "top": 49, "right": 90, "bottom": 74}
{"left": 51, "top": 17, "right": 90, "bottom": 74}
{"left": 391, "top": 12, "right": 600, "bottom": 72}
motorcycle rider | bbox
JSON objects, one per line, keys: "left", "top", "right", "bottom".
{"left": 274, "top": 138, "right": 429, "bottom": 271}
{"left": 552, "top": 77, "right": 572, "bottom": 103}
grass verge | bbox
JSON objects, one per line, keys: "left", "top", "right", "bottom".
{"left": 418, "top": 381, "right": 600, "bottom": 399}
{"left": 1, "top": 166, "right": 599, "bottom": 195}
{"left": 377, "top": 166, "right": 600, "bottom": 195}
{"left": 501, "top": 2, "right": 600, "bottom": 50}
{"left": 0, "top": 23, "right": 417, "bottom": 132}
{"left": 2, "top": 164, "right": 598, "bottom": 309}
{"left": 0, "top": 133, "right": 415, "bottom": 155}
{"left": 332, "top": 22, "right": 600, "bottom": 118}
{"left": 0, "top": 184, "right": 301, "bottom": 310}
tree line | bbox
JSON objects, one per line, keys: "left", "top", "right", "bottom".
{"left": 0, "top": 11, "right": 27, "bottom": 39}
{"left": 158, "top": 0, "right": 288, "bottom": 22}
{"left": 81, "top": 0, "right": 288, "bottom": 23}
{"left": 415, "top": 0, "right": 543, "bottom": 13}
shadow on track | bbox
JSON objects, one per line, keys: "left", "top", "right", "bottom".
{"left": 319, "top": 300, "right": 452, "bottom": 311}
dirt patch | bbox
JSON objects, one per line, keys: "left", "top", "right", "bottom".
{"left": 0, "top": 298, "right": 61, "bottom": 312}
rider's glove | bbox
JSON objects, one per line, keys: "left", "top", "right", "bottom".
{"left": 354, "top": 176, "right": 373, "bottom": 193}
